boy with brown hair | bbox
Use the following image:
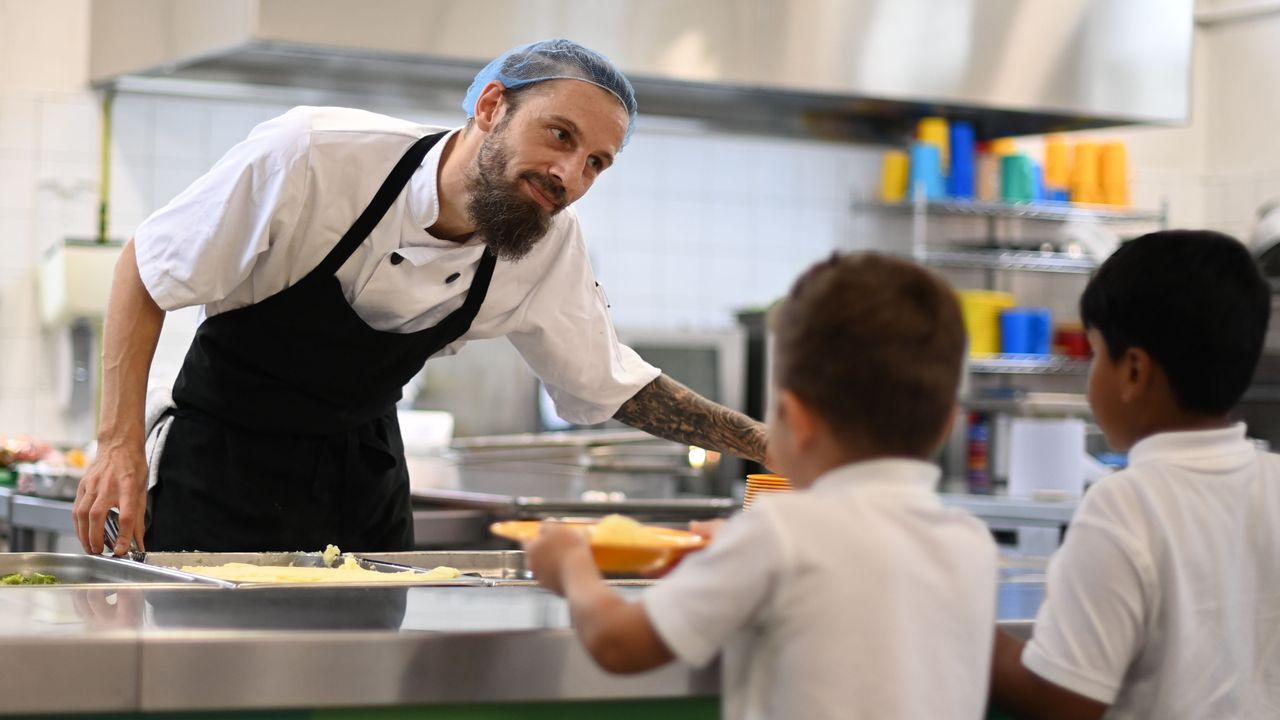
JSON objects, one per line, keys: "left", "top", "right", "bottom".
{"left": 989, "top": 229, "right": 1280, "bottom": 719}
{"left": 526, "top": 253, "right": 999, "bottom": 720}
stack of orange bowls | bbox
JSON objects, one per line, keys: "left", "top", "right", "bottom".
{"left": 743, "top": 474, "right": 793, "bottom": 509}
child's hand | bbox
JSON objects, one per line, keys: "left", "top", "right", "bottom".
{"left": 523, "top": 525, "right": 593, "bottom": 596}
{"left": 689, "top": 518, "right": 726, "bottom": 542}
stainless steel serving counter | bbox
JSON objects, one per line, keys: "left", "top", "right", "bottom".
{"left": 0, "top": 551, "right": 1043, "bottom": 716}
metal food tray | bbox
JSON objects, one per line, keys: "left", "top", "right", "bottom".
{"left": 0, "top": 553, "right": 226, "bottom": 586}
{"left": 142, "top": 551, "right": 488, "bottom": 588}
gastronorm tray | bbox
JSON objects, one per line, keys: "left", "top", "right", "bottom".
{"left": 0, "top": 553, "right": 226, "bottom": 586}
{"left": 141, "top": 551, "right": 488, "bottom": 589}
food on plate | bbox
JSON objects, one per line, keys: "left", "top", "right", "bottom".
{"left": 1, "top": 571, "right": 60, "bottom": 585}
{"left": 179, "top": 555, "right": 461, "bottom": 584}
{"left": 592, "top": 514, "right": 659, "bottom": 545}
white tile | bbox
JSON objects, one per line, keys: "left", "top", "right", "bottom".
{"left": 0, "top": 95, "right": 38, "bottom": 151}
{"left": 36, "top": 95, "right": 101, "bottom": 158}
{"left": 153, "top": 97, "right": 210, "bottom": 162}
{"left": 109, "top": 95, "right": 156, "bottom": 159}
{"left": 0, "top": 152, "right": 36, "bottom": 211}
{"left": 707, "top": 138, "right": 753, "bottom": 199}
{"left": 0, "top": 331, "right": 42, "bottom": 393}
{"left": 107, "top": 158, "right": 155, "bottom": 231}
{"left": 0, "top": 392, "right": 34, "bottom": 435}
{"left": 206, "top": 102, "right": 290, "bottom": 162}
{"left": 0, "top": 214, "right": 34, "bottom": 268}
{"left": 1224, "top": 175, "right": 1261, "bottom": 227}
{"left": 659, "top": 136, "right": 710, "bottom": 199}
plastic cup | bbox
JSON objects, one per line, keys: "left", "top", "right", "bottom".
{"left": 909, "top": 142, "right": 946, "bottom": 200}
{"left": 1000, "top": 308, "right": 1053, "bottom": 355}
{"left": 879, "top": 150, "right": 910, "bottom": 202}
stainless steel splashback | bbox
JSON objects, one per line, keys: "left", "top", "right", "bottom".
{"left": 89, "top": 0, "right": 1194, "bottom": 140}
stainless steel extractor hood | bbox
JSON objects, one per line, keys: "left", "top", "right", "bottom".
{"left": 88, "top": 0, "right": 1194, "bottom": 141}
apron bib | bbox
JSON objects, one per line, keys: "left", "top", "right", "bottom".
{"left": 147, "top": 131, "right": 496, "bottom": 551}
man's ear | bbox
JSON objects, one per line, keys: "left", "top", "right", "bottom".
{"left": 777, "top": 389, "right": 820, "bottom": 453}
{"left": 472, "top": 81, "right": 508, "bottom": 132}
{"left": 1119, "top": 346, "right": 1155, "bottom": 403}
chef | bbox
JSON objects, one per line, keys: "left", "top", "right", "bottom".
{"left": 73, "top": 38, "right": 768, "bottom": 555}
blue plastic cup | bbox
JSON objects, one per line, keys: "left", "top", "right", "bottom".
{"left": 1000, "top": 308, "right": 1053, "bottom": 355}
{"left": 948, "top": 122, "right": 976, "bottom": 198}
{"left": 909, "top": 142, "right": 946, "bottom": 200}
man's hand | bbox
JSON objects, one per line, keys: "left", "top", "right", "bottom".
{"left": 73, "top": 440, "right": 148, "bottom": 556}
{"left": 523, "top": 525, "right": 594, "bottom": 596}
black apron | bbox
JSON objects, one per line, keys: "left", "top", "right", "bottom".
{"left": 147, "top": 132, "right": 496, "bottom": 552}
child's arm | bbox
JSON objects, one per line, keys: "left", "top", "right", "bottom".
{"left": 988, "top": 628, "right": 1108, "bottom": 720}
{"left": 524, "top": 527, "right": 675, "bottom": 674}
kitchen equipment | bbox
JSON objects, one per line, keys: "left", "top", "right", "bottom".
{"left": 490, "top": 519, "right": 706, "bottom": 577}
{"left": 1008, "top": 418, "right": 1086, "bottom": 499}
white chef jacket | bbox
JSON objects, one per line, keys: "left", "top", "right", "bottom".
{"left": 1023, "top": 424, "right": 1280, "bottom": 719}
{"left": 133, "top": 106, "right": 659, "bottom": 425}
{"left": 643, "top": 459, "right": 998, "bottom": 720}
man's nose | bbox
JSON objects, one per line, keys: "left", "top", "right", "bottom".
{"left": 549, "top": 155, "right": 590, "bottom": 201}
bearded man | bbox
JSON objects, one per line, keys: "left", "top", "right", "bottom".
{"left": 73, "top": 39, "right": 769, "bottom": 554}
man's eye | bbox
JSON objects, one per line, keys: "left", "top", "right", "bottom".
{"left": 588, "top": 156, "right": 603, "bottom": 170}
{"left": 551, "top": 128, "right": 568, "bottom": 141}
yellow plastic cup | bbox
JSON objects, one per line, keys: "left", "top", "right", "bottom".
{"left": 1099, "top": 142, "right": 1130, "bottom": 206}
{"left": 1044, "top": 136, "right": 1070, "bottom": 190}
{"left": 916, "top": 117, "right": 950, "bottom": 171}
{"left": 879, "top": 150, "right": 910, "bottom": 202}
{"left": 1070, "top": 142, "right": 1103, "bottom": 204}
{"left": 958, "top": 290, "right": 1016, "bottom": 356}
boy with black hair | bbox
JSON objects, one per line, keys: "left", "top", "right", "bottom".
{"left": 526, "top": 253, "right": 998, "bottom": 720}
{"left": 990, "top": 229, "right": 1280, "bottom": 719}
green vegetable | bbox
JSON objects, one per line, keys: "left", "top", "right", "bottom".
{"left": 1, "top": 571, "right": 59, "bottom": 585}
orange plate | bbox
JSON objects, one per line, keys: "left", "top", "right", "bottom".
{"left": 490, "top": 519, "right": 708, "bottom": 577}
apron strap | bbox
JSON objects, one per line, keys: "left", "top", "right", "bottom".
{"left": 310, "top": 131, "right": 448, "bottom": 279}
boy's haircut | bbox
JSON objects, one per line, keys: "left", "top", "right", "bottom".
{"left": 771, "top": 253, "right": 965, "bottom": 456}
{"left": 1080, "top": 229, "right": 1271, "bottom": 415}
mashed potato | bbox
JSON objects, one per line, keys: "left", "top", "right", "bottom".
{"left": 180, "top": 554, "right": 461, "bottom": 584}
{"left": 591, "top": 514, "right": 661, "bottom": 545}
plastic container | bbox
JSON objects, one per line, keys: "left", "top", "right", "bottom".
{"left": 948, "top": 121, "right": 976, "bottom": 198}
{"left": 957, "top": 290, "right": 1016, "bottom": 356}
{"left": 909, "top": 142, "right": 946, "bottom": 200}
{"left": 879, "top": 150, "right": 910, "bottom": 202}
{"left": 1000, "top": 308, "right": 1053, "bottom": 355}
{"left": 916, "top": 116, "right": 950, "bottom": 171}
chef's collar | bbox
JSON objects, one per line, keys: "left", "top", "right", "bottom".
{"left": 406, "top": 127, "right": 478, "bottom": 245}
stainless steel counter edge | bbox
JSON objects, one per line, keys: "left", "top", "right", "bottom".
{"left": 141, "top": 628, "right": 719, "bottom": 711}
{"left": 0, "top": 617, "right": 1037, "bottom": 713}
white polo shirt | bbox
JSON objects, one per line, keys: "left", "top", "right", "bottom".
{"left": 133, "top": 106, "right": 659, "bottom": 425}
{"left": 643, "top": 459, "right": 998, "bottom": 720}
{"left": 1023, "top": 424, "right": 1280, "bottom": 719}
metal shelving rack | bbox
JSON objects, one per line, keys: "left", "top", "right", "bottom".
{"left": 966, "top": 355, "right": 1092, "bottom": 376}
{"left": 853, "top": 195, "right": 1168, "bottom": 376}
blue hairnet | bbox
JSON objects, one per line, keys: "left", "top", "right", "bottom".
{"left": 462, "top": 38, "right": 638, "bottom": 147}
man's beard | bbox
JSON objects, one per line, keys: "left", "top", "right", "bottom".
{"left": 465, "top": 130, "right": 566, "bottom": 262}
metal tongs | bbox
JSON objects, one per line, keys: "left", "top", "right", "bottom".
{"left": 104, "top": 507, "right": 146, "bottom": 562}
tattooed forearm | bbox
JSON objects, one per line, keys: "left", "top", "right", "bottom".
{"left": 613, "top": 374, "right": 767, "bottom": 464}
